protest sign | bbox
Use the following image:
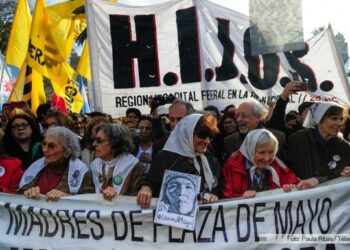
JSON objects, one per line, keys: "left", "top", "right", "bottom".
{"left": 1, "top": 178, "right": 350, "bottom": 249}
{"left": 86, "top": 0, "right": 350, "bottom": 117}
{"left": 155, "top": 170, "right": 201, "bottom": 230}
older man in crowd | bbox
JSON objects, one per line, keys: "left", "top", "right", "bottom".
{"left": 223, "top": 99, "right": 286, "bottom": 159}
{"left": 152, "top": 99, "right": 195, "bottom": 156}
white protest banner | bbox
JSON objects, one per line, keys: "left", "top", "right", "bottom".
{"left": 86, "top": 0, "right": 350, "bottom": 116}
{"left": 86, "top": 0, "right": 350, "bottom": 117}
{"left": 1, "top": 178, "right": 350, "bottom": 249}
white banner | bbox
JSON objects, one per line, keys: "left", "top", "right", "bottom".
{"left": 1, "top": 178, "right": 350, "bottom": 249}
{"left": 86, "top": 0, "right": 350, "bottom": 117}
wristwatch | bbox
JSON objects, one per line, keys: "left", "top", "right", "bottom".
{"left": 202, "top": 192, "right": 211, "bottom": 201}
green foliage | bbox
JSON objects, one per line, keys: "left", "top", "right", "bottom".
{"left": 0, "top": 0, "right": 16, "bottom": 54}
{"left": 335, "top": 32, "right": 349, "bottom": 64}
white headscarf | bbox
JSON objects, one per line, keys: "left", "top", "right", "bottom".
{"left": 303, "top": 102, "right": 342, "bottom": 128}
{"left": 163, "top": 114, "right": 215, "bottom": 191}
{"left": 239, "top": 129, "right": 281, "bottom": 187}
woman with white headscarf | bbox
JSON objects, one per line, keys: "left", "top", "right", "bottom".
{"left": 222, "top": 129, "right": 298, "bottom": 199}
{"left": 286, "top": 102, "right": 350, "bottom": 190}
{"left": 137, "top": 114, "right": 220, "bottom": 209}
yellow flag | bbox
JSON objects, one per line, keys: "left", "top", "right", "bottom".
{"left": 77, "top": 40, "right": 91, "bottom": 80}
{"left": 47, "top": 0, "right": 87, "bottom": 60}
{"left": 5, "top": 0, "right": 32, "bottom": 68}
{"left": 9, "top": 62, "right": 46, "bottom": 115}
{"left": 26, "top": 0, "right": 74, "bottom": 87}
{"left": 51, "top": 79, "right": 83, "bottom": 114}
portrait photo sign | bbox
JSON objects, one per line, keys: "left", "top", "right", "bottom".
{"left": 154, "top": 170, "right": 201, "bottom": 230}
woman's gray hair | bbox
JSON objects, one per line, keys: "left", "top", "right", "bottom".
{"left": 256, "top": 129, "right": 279, "bottom": 155}
{"left": 45, "top": 126, "right": 81, "bottom": 160}
{"left": 96, "top": 123, "right": 134, "bottom": 156}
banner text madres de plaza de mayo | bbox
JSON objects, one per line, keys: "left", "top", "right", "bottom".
{"left": 1, "top": 178, "right": 350, "bottom": 249}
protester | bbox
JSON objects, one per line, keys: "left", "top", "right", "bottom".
{"left": 81, "top": 116, "right": 111, "bottom": 167}
{"left": 18, "top": 127, "right": 93, "bottom": 200}
{"left": 211, "top": 110, "right": 238, "bottom": 166}
{"left": 204, "top": 105, "right": 221, "bottom": 121}
{"left": 2, "top": 114, "right": 43, "bottom": 170}
{"left": 137, "top": 114, "right": 221, "bottom": 209}
{"left": 42, "top": 109, "right": 73, "bottom": 133}
{"left": 152, "top": 99, "right": 195, "bottom": 156}
{"left": 0, "top": 143, "right": 23, "bottom": 194}
{"left": 219, "top": 111, "right": 238, "bottom": 137}
{"left": 265, "top": 80, "right": 314, "bottom": 138}
{"left": 70, "top": 113, "right": 86, "bottom": 138}
{"left": 222, "top": 129, "right": 298, "bottom": 198}
{"left": 133, "top": 115, "right": 153, "bottom": 173}
{"left": 223, "top": 99, "right": 286, "bottom": 159}
{"left": 285, "top": 111, "right": 299, "bottom": 128}
{"left": 126, "top": 107, "right": 141, "bottom": 125}
{"left": 35, "top": 103, "right": 52, "bottom": 131}
{"left": 286, "top": 102, "right": 350, "bottom": 189}
{"left": 222, "top": 104, "right": 236, "bottom": 115}
{"left": 90, "top": 123, "right": 145, "bottom": 200}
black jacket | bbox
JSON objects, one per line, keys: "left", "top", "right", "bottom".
{"left": 286, "top": 128, "right": 350, "bottom": 183}
{"left": 143, "top": 150, "right": 221, "bottom": 197}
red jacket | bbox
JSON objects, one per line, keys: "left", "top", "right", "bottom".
{"left": 0, "top": 158, "right": 23, "bottom": 194}
{"left": 222, "top": 151, "right": 298, "bottom": 198}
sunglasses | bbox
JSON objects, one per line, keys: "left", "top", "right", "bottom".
{"left": 195, "top": 130, "right": 215, "bottom": 140}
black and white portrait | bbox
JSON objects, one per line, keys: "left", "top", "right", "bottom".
{"left": 155, "top": 170, "right": 201, "bottom": 230}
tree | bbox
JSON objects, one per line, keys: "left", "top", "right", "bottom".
{"left": 311, "top": 26, "right": 325, "bottom": 37}
{"left": 335, "top": 32, "right": 349, "bottom": 64}
{"left": 0, "top": 0, "right": 16, "bottom": 54}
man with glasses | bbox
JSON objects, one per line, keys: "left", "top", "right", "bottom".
{"left": 152, "top": 99, "right": 195, "bottom": 157}
{"left": 223, "top": 99, "right": 286, "bottom": 160}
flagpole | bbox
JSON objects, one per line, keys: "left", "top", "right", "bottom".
{"left": 0, "top": 55, "right": 5, "bottom": 106}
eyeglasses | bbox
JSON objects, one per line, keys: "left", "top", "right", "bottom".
{"left": 94, "top": 137, "right": 107, "bottom": 144}
{"left": 195, "top": 130, "right": 215, "bottom": 140}
{"left": 11, "top": 123, "right": 30, "bottom": 131}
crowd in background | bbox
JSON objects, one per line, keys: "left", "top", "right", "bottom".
{"left": 1, "top": 80, "right": 350, "bottom": 209}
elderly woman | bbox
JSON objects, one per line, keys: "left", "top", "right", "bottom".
{"left": 18, "top": 127, "right": 93, "bottom": 200}
{"left": 90, "top": 123, "right": 145, "bottom": 200}
{"left": 286, "top": 102, "right": 350, "bottom": 189}
{"left": 3, "top": 114, "right": 43, "bottom": 170}
{"left": 81, "top": 116, "right": 111, "bottom": 167}
{"left": 222, "top": 129, "right": 298, "bottom": 199}
{"left": 137, "top": 113, "right": 221, "bottom": 209}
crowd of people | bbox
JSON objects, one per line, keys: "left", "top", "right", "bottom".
{"left": 1, "top": 80, "right": 350, "bottom": 211}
